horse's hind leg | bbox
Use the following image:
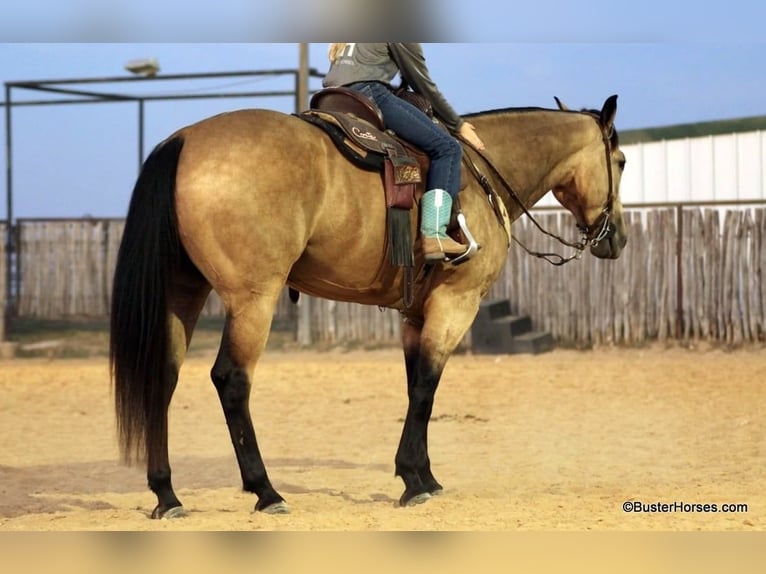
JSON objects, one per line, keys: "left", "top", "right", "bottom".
{"left": 211, "top": 288, "right": 287, "bottom": 514}
{"left": 147, "top": 276, "right": 211, "bottom": 519}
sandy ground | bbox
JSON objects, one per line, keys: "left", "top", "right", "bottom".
{"left": 0, "top": 346, "right": 763, "bottom": 531}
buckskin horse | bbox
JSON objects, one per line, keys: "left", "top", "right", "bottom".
{"left": 110, "top": 94, "right": 627, "bottom": 518}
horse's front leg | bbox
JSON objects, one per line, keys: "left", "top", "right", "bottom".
{"left": 395, "top": 297, "right": 479, "bottom": 506}
{"left": 396, "top": 317, "right": 444, "bottom": 505}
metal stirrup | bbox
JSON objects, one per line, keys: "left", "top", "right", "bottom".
{"left": 450, "top": 212, "right": 480, "bottom": 265}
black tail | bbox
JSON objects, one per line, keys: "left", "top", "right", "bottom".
{"left": 110, "top": 136, "right": 185, "bottom": 465}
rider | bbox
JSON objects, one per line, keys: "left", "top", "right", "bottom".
{"left": 323, "top": 43, "right": 486, "bottom": 262}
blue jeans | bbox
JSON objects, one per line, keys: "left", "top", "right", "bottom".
{"left": 348, "top": 81, "right": 463, "bottom": 198}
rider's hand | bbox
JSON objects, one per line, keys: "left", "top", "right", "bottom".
{"left": 458, "top": 122, "right": 486, "bottom": 151}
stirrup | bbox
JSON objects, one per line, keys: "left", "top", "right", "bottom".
{"left": 449, "top": 212, "right": 480, "bottom": 265}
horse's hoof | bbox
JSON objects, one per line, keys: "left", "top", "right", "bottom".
{"left": 399, "top": 492, "right": 431, "bottom": 507}
{"left": 151, "top": 505, "right": 186, "bottom": 519}
{"left": 162, "top": 506, "right": 188, "bottom": 519}
{"left": 258, "top": 501, "right": 291, "bottom": 515}
{"left": 429, "top": 487, "right": 444, "bottom": 497}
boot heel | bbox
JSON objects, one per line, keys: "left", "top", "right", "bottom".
{"left": 424, "top": 251, "right": 447, "bottom": 262}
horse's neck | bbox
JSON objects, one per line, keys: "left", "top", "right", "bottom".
{"left": 468, "top": 109, "right": 596, "bottom": 214}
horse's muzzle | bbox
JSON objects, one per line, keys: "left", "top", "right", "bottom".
{"left": 590, "top": 224, "right": 627, "bottom": 259}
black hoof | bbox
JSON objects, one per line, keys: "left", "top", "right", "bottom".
{"left": 398, "top": 490, "right": 432, "bottom": 507}
{"left": 257, "top": 501, "right": 291, "bottom": 514}
{"left": 423, "top": 479, "right": 444, "bottom": 495}
{"left": 151, "top": 504, "right": 186, "bottom": 519}
{"left": 254, "top": 494, "right": 288, "bottom": 514}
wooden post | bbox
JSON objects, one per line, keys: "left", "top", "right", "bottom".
{"left": 4, "top": 84, "right": 13, "bottom": 341}
{"left": 296, "top": 43, "right": 310, "bottom": 114}
{"left": 675, "top": 203, "right": 683, "bottom": 340}
{"left": 295, "top": 43, "right": 313, "bottom": 346}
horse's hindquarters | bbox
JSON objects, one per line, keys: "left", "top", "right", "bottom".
{"left": 173, "top": 109, "right": 405, "bottom": 307}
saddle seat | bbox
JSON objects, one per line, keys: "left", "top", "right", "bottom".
{"left": 309, "top": 87, "right": 385, "bottom": 131}
{"left": 302, "top": 88, "right": 425, "bottom": 207}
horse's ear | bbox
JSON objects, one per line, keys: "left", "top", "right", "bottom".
{"left": 554, "top": 96, "right": 569, "bottom": 111}
{"left": 600, "top": 95, "right": 618, "bottom": 130}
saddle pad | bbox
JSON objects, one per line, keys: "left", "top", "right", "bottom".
{"left": 298, "top": 112, "right": 383, "bottom": 172}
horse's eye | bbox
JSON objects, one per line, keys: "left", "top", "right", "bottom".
{"left": 617, "top": 159, "right": 626, "bottom": 171}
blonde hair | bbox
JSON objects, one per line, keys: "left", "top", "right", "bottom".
{"left": 328, "top": 43, "right": 347, "bottom": 63}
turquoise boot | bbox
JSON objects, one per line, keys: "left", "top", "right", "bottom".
{"left": 420, "top": 189, "right": 468, "bottom": 261}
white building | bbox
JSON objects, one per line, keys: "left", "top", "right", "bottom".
{"left": 536, "top": 118, "right": 766, "bottom": 207}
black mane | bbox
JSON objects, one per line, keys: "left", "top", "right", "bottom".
{"left": 463, "top": 106, "right": 556, "bottom": 118}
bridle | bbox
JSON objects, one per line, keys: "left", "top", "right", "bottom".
{"left": 579, "top": 116, "right": 617, "bottom": 245}
{"left": 461, "top": 112, "right": 616, "bottom": 266}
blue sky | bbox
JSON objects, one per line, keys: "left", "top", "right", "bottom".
{"left": 1, "top": 3, "right": 765, "bottom": 218}
{"left": 2, "top": 1, "right": 764, "bottom": 43}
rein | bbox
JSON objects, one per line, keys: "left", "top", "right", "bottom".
{"left": 460, "top": 113, "right": 615, "bottom": 266}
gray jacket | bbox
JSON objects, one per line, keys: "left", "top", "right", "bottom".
{"left": 323, "top": 43, "right": 464, "bottom": 133}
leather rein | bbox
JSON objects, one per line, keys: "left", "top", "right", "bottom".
{"left": 461, "top": 113, "right": 616, "bottom": 266}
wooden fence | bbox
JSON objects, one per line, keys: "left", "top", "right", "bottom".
{"left": 5, "top": 206, "right": 766, "bottom": 346}
{"left": 495, "top": 207, "right": 765, "bottom": 346}
{"left": 15, "top": 219, "right": 119, "bottom": 317}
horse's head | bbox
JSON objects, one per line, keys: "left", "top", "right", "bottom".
{"left": 552, "top": 95, "right": 627, "bottom": 260}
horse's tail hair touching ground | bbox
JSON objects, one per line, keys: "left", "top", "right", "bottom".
{"left": 110, "top": 136, "right": 185, "bottom": 465}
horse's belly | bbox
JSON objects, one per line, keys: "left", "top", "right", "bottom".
{"left": 287, "top": 249, "right": 404, "bottom": 307}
